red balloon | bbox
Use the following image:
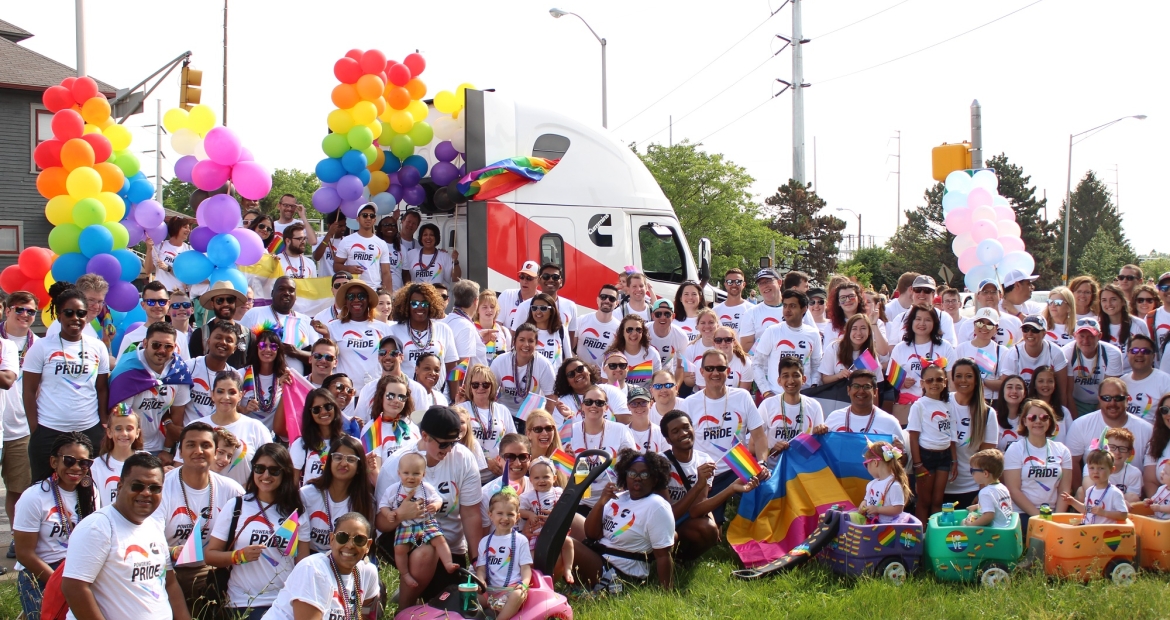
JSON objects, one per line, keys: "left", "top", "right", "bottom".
{"left": 43, "top": 85, "right": 74, "bottom": 112}
{"left": 333, "top": 58, "right": 361, "bottom": 85}
{"left": 27, "top": 278, "right": 49, "bottom": 308}
{"left": 345, "top": 49, "right": 363, "bottom": 61}
{"left": 0, "top": 266, "right": 25, "bottom": 294}
{"left": 34, "top": 139, "right": 63, "bottom": 169}
{"left": 51, "top": 109, "right": 85, "bottom": 140}
{"left": 61, "top": 76, "right": 77, "bottom": 90}
{"left": 360, "top": 49, "right": 386, "bottom": 75}
{"left": 71, "top": 77, "right": 99, "bottom": 104}
{"left": 18, "top": 247, "right": 52, "bottom": 278}
{"left": 81, "top": 132, "right": 113, "bottom": 163}
{"left": 387, "top": 63, "right": 411, "bottom": 87}
{"left": 404, "top": 53, "right": 426, "bottom": 77}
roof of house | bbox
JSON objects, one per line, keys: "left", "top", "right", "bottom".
{"left": 0, "top": 20, "right": 116, "bottom": 95}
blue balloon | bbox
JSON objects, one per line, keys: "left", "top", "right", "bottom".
{"left": 206, "top": 233, "right": 241, "bottom": 267}
{"left": 315, "top": 158, "right": 346, "bottom": 184}
{"left": 173, "top": 250, "right": 215, "bottom": 285}
{"left": 371, "top": 192, "right": 397, "bottom": 214}
{"left": 127, "top": 179, "right": 154, "bottom": 204}
{"left": 355, "top": 168, "right": 371, "bottom": 186}
{"left": 403, "top": 155, "right": 428, "bottom": 178}
{"left": 117, "top": 176, "right": 131, "bottom": 199}
{"left": 120, "top": 305, "right": 146, "bottom": 329}
{"left": 78, "top": 225, "right": 114, "bottom": 258}
{"left": 341, "top": 150, "right": 368, "bottom": 174}
{"left": 111, "top": 249, "right": 141, "bottom": 282}
{"left": 380, "top": 152, "right": 401, "bottom": 174}
{"left": 51, "top": 252, "right": 88, "bottom": 282}
{"left": 208, "top": 267, "right": 247, "bottom": 294}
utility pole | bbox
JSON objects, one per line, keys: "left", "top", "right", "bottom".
{"left": 223, "top": 0, "right": 228, "bottom": 125}
{"left": 669, "top": 115, "right": 672, "bottom": 147}
{"left": 75, "top": 0, "right": 86, "bottom": 76}
{"left": 155, "top": 100, "right": 163, "bottom": 201}
{"left": 792, "top": 0, "right": 806, "bottom": 184}
{"left": 813, "top": 136, "right": 817, "bottom": 191}
{"left": 970, "top": 100, "right": 983, "bottom": 169}
{"left": 889, "top": 130, "right": 901, "bottom": 229}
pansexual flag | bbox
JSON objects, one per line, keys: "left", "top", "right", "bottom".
{"left": 721, "top": 440, "right": 764, "bottom": 483}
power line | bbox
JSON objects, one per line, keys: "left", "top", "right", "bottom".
{"left": 816, "top": 0, "right": 1044, "bottom": 85}
{"left": 809, "top": 0, "right": 914, "bottom": 40}
{"left": 695, "top": 95, "right": 779, "bottom": 144}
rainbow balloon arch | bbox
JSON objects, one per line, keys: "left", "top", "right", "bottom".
{"left": 942, "top": 169, "right": 1036, "bottom": 291}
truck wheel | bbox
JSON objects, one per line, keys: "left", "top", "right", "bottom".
{"left": 877, "top": 558, "right": 908, "bottom": 585}
{"left": 979, "top": 562, "right": 1011, "bottom": 587}
{"left": 1106, "top": 559, "right": 1136, "bottom": 587}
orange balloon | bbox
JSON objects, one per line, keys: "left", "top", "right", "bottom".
{"left": 36, "top": 166, "right": 69, "bottom": 199}
{"left": 386, "top": 86, "right": 411, "bottom": 111}
{"left": 93, "top": 162, "right": 125, "bottom": 192}
{"left": 373, "top": 97, "right": 386, "bottom": 116}
{"left": 59, "top": 138, "right": 96, "bottom": 171}
{"left": 331, "top": 84, "right": 360, "bottom": 110}
{"left": 356, "top": 74, "right": 385, "bottom": 101}
{"left": 369, "top": 148, "right": 386, "bottom": 172}
{"left": 405, "top": 78, "right": 427, "bottom": 100}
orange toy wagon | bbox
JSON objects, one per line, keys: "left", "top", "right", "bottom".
{"left": 1025, "top": 514, "right": 1137, "bottom": 584}
{"left": 1131, "top": 514, "right": 1170, "bottom": 571}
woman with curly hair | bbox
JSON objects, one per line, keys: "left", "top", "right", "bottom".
{"left": 390, "top": 282, "right": 459, "bottom": 385}
{"left": 574, "top": 448, "right": 676, "bottom": 591}
{"left": 551, "top": 356, "right": 630, "bottom": 427}
{"left": 314, "top": 278, "right": 392, "bottom": 392}
{"left": 603, "top": 314, "right": 661, "bottom": 388}
{"left": 403, "top": 222, "right": 460, "bottom": 286}
{"left": 1069, "top": 275, "right": 1101, "bottom": 320}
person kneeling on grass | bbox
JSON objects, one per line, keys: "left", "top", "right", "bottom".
{"left": 377, "top": 451, "right": 459, "bottom": 589}
{"left": 963, "top": 449, "right": 1013, "bottom": 527}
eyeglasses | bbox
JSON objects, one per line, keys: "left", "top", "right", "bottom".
{"left": 1026, "top": 413, "right": 1050, "bottom": 422}
{"left": 607, "top": 362, "right": 628, "bottom": 370}
{"left": 628, "top": 399, "right": 650, "bottom": 407}
{"left": 288, "top": 236, "right": 306, "bottom": 243}
{"left": 838, "top": 294, "right": 858, "bottom": 303}
{"left": 713, "top": 337, "right": 735, "bottom": 345}
{"left": 312, "top": 353, "right": 336, "bottom": 362}
{"left": 1099, "top": 394, "right": 1126, "bottom": 403}
{"left": 346, "top": 293, "right": 368, "bottom": 301}
{"left": 1047, "top": 299, "right": 1065, "bottom": 306}
{"left": 10, "top": 307, "right": 36, "bottom": 316}
{"left": 170, "top": 302, "right": 193, "bottom": 310}
{"left": 653, "top": 311, "right": 672, "bottom": 319}
{"left": 410, "top": 300, "right": 430, "bottom": 309}
{"left": 331, "top": 453, "right": 361, "bottom": 465}
{"left": 57, "top": 455, "right": 93, "bottom": 469}
{"left": 848, "top": 383, "right": 876, "bottom": 390}
{"left": 501, "top": 453, "right": 531, "bottom": 462}
{"left": 309, "top": 403, "right": 337, "bottom": 415}
{"left": 582, "top": 398, "right": 607, "bottom": 407}
{"left": 150, "top": 341, "right": 176, "bottom": 352}
{"left": 652, "top": 382, "right": 675, "bottom": 390}
{"left": 213, "top": 297, "right": 236, "bottom": 305}
{"left": 333, "top": 531, "right": 369, "bottom": 547}
{"left": 969, "top": 468, "right": 985, "bottom": 475}
{"left": 378, "top": 349, "right": 402, "bottom": 358}
{"left": 1107, "top": 445, "right": 1133, "bottom": 454}
{"left": 1117, "top": 274, "right": 1138, "bottom": 281}
{"left": 470, "top": 381, "right": 490, "bottom": 390}
{"left": 599, "top": 294, "right": 618, "bottom": 302}
{"left": 703, "top": 365, "right": 729, "bottom": 373}
{"left": 257, "top": 342, "right": 279, "bottom": 351}
{"left": 540, "top": 273, "right": 562, "bottom": 281}
{"left": 625, "top": 327, "right": 643, "bottom": 334}
{"left": 725, "top": 279, "right": 744, "bottom": 286}
{"left": 253, "top": 223, "right": 274, "bottom": 233}
{"left": 242, "top": 219, "right": 256, "bottom": 227}
{"left": 530, "top": 305, "right": 552, "bottom": 313}
{"left": 810, "top": 299, "right": 826, "bottom": 306}
{"left": 252, "top": 463, "right": 284, "bottom": 476}
{"left": 1137, "top": 297, "right": 1158, "bottom": 304}
{"left": 383, "top": 392, "right": 408, "bottom": 402}
{"left": 1130, "top": 347, "right": 1153, "bottom": 356}
{"left": 331, "top": 383, "right": 355, "bottom": 395}
{"left": 626, "top": 471, "right": 651, "bottom": 481}
{"left": 279, "top": 203, "right": 298, "bottom": 209}
{"left": 528, "top": 425, "right": 555, "bottom": 434}
{"left": 61, "top": 308, "right": 88, "bottom": 319}
{"left": 144, "top": 299, "right": 167, "bottom": 307}
{"left": 127, "top": 481, "right": 164, "bottom": 495}
{"left": 565, "top": 365, "right": 588, "bottom": 378}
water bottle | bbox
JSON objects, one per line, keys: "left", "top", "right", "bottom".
{"left": 575, "top": 460, "right": 591, "bottom": 499}
{"left": 940, "top": 502, "right": 955, "bottom": 525}
{"left": 1039, "top": 504, "right": 1053, "bottom": 521}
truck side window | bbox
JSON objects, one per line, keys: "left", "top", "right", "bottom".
{"left": 540, "top": 234, "right": 564, "bottom": 272}
{"left": 638, "top": 225, "right": 685, "bottom": 283}
{"left": 533, "top": 134, "right": 570, "bottom": 159}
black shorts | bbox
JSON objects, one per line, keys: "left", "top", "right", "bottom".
{"left": 919, "top": 448, "right": 953, "bottom": 473}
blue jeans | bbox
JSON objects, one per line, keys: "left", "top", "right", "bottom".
{"left": 19, "top": 561, "right": 60, "bottom": 620}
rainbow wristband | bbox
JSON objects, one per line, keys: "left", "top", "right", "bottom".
{"left": 232, "top": 550, "right": 249, "bottom": 565}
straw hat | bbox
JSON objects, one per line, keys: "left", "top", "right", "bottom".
{"left": 334, "top": 279, "right": 378, "bottom": 317}
{"left": 198, "top": 281, "right": 246, "bottom": 308}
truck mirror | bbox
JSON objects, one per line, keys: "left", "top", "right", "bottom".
{"left": 698, "top": 237, "right": 712, "bottom": 283}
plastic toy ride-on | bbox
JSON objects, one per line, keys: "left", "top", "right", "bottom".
{"left": 925, "top": 509, "right": 1023, "bottom": 586}
{"left": 393, "top": 449, "right": 613, "bottom": 619}
{"left": 1025, "top": 513, "right": 1137, "bottom": 585}
{"left": 1130, "top": 514, "right": 1170, "bottom": 572}
{"left": 822, "top": 510, "right": 924, "bottom": 584}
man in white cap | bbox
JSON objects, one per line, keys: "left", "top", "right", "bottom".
{"left": 1000, "top": 269, "right": 1044, "bottom": 320}
{"left": 188, "top": 281, "right": 251, "bottom": 368}
{"left": 1003, "top": 314, "right": 1068, "bottom": 390}
{"left": 887, "top": 275, "right": 958, "bottom": 347}
{"left": 1062, "top": 317, "right": 1123, "bottom": 417}
{"left": 496, "top": 260, "right": 541, "bottom": 330}
{"left": 334, "top": 202, "right": 393, "bottom": 291}
{"left": 955, "top": 279, "right": 1022, "bottom": 346}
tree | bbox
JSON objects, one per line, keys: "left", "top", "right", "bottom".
{"left": 839, "top": 247, "right": 899, "bottom": 293}
{"left": 1140, "top": 257, "right": 1170, "bottom": 282}
{"left": 636, "top": 141, "right": 798, "bottom": 282}
{"left": 161, "top": 177, "right": 195, "bottom": 216}
{"left": 885, "top": 183, "right": 963, "bottom": 288}
{"left": 1056, "top": 171, "right": 1136, "bottom": 277}
{"left": 762, "top": 180, "right": 846, "bottom": 284}
{"left": 1079, "top": 226, "right": 1136, "bottom": 284}
{"left": 263, "top": 169, "right": 323, "bottom": 221}
{"left": 985, "top": 154, "right": 1062, "bottom": 289}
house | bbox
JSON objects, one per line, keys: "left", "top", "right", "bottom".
{"left": 0, "top": 18, "right": 117, "bottom": 271}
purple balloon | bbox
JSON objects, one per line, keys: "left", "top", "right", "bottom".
{"left": 431, "top": 161, "right": 459, "bottom": 186}
{"left": 203, "top": 126, "right": 242, "bottom": 166}
{"left": 86, "top": 254, "right": 122, "bottom": 284}
{"left": 229, "top": 228, "right": 264, "bottom": 266}
{"left": 134, "top": 199, "right": 165, "bottom": 229}
{"left": 434, "top": 141, "right": 457, "bottom": 163}
{"left": 340, "top": 197, "right": 365, "bottom": 219}
{"left": 312, "top": 186, "right": 341, "bottom": 213}
{"left": 174, "top": 155, "right": 198, "bottom": 184}
{"left": 336, "top": 174, "right": 364, "bottom": 201}
{"left": 458, "top": 163, "right": 466, "bottom": 175}
{"left": 147, "top": 222, "right": 168, "bottom": 244}
{"left": 124, "top": 220, "right": 145, "bottom": 246}
{"left": 387, "top": 184, "right": 403, "bottom": 203}
{"left": 189, "top": 226, "right": 215, "bottom": 253}
{"left": 403, "top": 185, "right": 426, "bottom": 206}
{"left": 105, "top": 280, "right": 141, "bottom": 313}
{"left": 398, "top": 166, "right": 421, "bottom": 188}
{"left": 201, "top": 194, "right": 242, "bottom": 234}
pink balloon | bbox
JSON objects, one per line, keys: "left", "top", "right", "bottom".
{"left": 967, "top": 187, "right": 993, "bottom": 209}
{"left": 971, "top": 219, "right": 999, "bottom": 242}
{"left": 238, "top": 147, "right": 254, "bottom": 162}
{"left": 998, "top": 220, "right": 1022, "bottom": 239}
{"left": 994, "top": 206, "right": 1015, "bottom": 222}
{"left": 192, "top": 159, "right": 231, "bottom": 191}
{"left": 231, "top": 161, "right": 272, "bottom": 201}
{"left": 970, "top": 206, "right": 996, "bottom": 222}
{"left": 958, "top": 246, "right": 979, "bottom": 273}
{"left": 944, "top": 208, "right": 971, "bottom": 235}
{"left": 1000, "top": 236, "right": 1026, "bottom": 253}
{"left": 230, "top": 227, "right": 264, "bottom": 266}
{"left": 203, "top": 127, "right": 242, "bottom": 167}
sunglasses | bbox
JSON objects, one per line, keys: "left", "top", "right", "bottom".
{"left": 150, "top": 341, "right": 176, "bottom": 352}
{"left": 912, "top": 287, "right": 934, "bottom": 294}
{"left": 582, "top": 398, "right": 607, "bottom": 407}
{"left": 440, "top": 294, "right": 449, "bottom": 301}
{"left": 1021, "top": 326, "right": 1043, "bottom": 334}
{"left": 410, "top": 300, "right": 430, "bottom": 309}
{"left": 332, "top": 282, "right": 347, "bottom": 290}
{"left": 974, "top": 321, "right": 995, "bottom": 330}
{"left": 310, "top": 403, "right": 337, "bottom": 415}
{"left": 540, "top": 273, "right": 562, "bottom": 281}
{"left": 383, "top": 392, "right": 408, "bottom": 401}
{"left": 470, "top": 381, "right": 491, "bottom": 390}
{"left": 255, "top": 224, "right": 272, "bottom": 232}
{"left": 127, "top": 481, "right": 164, "bottom": 495}
{"left": 378, "top": 349, "right": 402, "bottom": 358}
{"left": 10, "top": 307, "right": 36, "bottom": 316}
{"left": 1099, "top": 394, "right": 1126, "bottom": 403}
{"left": 626, "top": 471, "right": 651, "bottom": 481}
{"left": 607, "top": 363, "right": 628, "bottom": 370}
{"left": 565, "top": 365, "right": 588, "bottom": 377}
{"left": 1131, "top": 347, "right": 1153, "bottom": 355}
{"left": 922, "top": 377, "right": 947, "bottom": 384}
{"left": 625, "top": 327, "right": 643, "bottom": 334}
{"left": 1026, "top": 413, "right": 1049, "bottom": 422}
{"left": 332, "top": 383, "right": 355, "bottom": 395}
{"left": 170, "top": 302, "right": 193, "bottom": 310}
{"left": 652, "top": 382, "right": 675, "bottom": 390}
{"left": 333, "top": 531, "right": 369, "bottom": 547}
{"left": 598, "top": 294, "right": 618, "bottom": 302}
{"left": 1160, "top": 284, "right": 1170, "bottom": 293}
{"left": 969, "top": 468, "right": 986, "bottom": 475}
{"left": 359, "top": 213, "right": 377, "bottom": 219}
{"left": 530, "top": 305, "right": 552, "bottom": 313}
{"left": 433, "top": 439, "right": 457, "bottom": 450}
{"left": 518, "top": 274, "right": 536, "bottom": 282}
{"left": 1116, "top": 274, "right": 1138, "bottom": 281}
{"left": 57, "top": 455, "right": 93, "bottom": 469}
{"left": 1047, "top": 299, "right": 1065, "bottom": 306}
{"left": 346, "top": 293, "right": 368, "bottom": 301}
{"left": 144, "top": 299, "right": 168, "bottom": 307}
{"left": 213, "top": 296, "right": 236, "bottom": 305}
{"left": 713, "top": 337, "right": 735, "bottom": 344}
{"left": 61, "top": 308, "right": 88, "bottom": 319}
{"left": 1076, "top": 318, "right": 1098, "bottom": 327}
{"left": 703, "top": 365, "right": 729, "bottom": 373}
{"left": 810, "top": 299, "right": 825, "bottom": 306}
{"left": 1160, "top": 406, "right": 1170, "bottom": 417}
{"left": 653, "top": 311, "right": 673, "bottom": 319}
{"left": 1137, "top": 297, "right": 1158, "bottom": 304}
{"left": 312, "top": 353, "right": 336, "bottom": 362}
{"left": 331, "top": 453, "right": 361, "bottom": 465}
{"left": 502, "top": 453, "right": 531, "bottom": 462}
{"left": 257, "top": 342, "right": 279, "bottom": 351}
{"left": 528, "top": 425, "right": 555, "bottom": 434}
{"left": 725, "top": 279, "right": 744, "bottom": 285}
{"left": 252, "top": 463, "right": 284, "bottom": 476}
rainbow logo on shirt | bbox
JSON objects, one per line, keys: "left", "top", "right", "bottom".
{"left": 930, "top": 410, "right": 948, "bottom": 423}
{"left": 230, "top": 441, "right": 249, "bottom": 471}
{"left": 1104, "top": 529, "right": 1123, "bottom": 552}
{"left": 1022, "top": 456, "right": 1051, "bottom": 491}
{"left": 878, "top": 526, "right": 896, "bottom": 546}
{"left": 47, "top": 350, "right": 96, "bottom": 389}
{"left": 945, "top": 531, "right": 968, "bottom": 553}
{"left": 341, "top": 330, "right": 370, "bottom": 360}
{"left": 1143, "top": 398, "right": 1156, "bottom": 419}
{"left": 770, "top": 414, "right": 793, "bottom": 427}
{"left": 627, "top": 360, "right": 654, "bottom": 384}
{"left": 349, "top": 242, "right": 381, "bottom": 266}
{"left": 123, "top": 545, "right": 150, "bottom": 560}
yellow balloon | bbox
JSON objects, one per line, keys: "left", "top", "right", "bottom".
{"left": 368, "top": 170, "right": 390, "bottom": 195}
{"left": 96, "top": 192, "right": 126, "bottom": 222}
{"left": 367, "top": 121, "right": 382, "bottom": 141}
{"left": 45, "top": 195, "right": 77, "bottom": 225}
{"left": 66, "top": 167, "right": 102, "bottom": 199}
{"left": 389, "top": 109, "right": 414, "bottom": 134}
{"left": 44, "top": 271, "right": 55, "bottom": 294}
{"left": 456, "top": 83, "right": 476, "bottom": 99}
{"left": 351, "top": 101, "right": 377, "bottom": 125}
{"left": 434, "top": 91, "right": 457, "bottom": 114}
{"left": 406, "top": 99, "right": 428, "bottom": 123}
{"left": 187, "top": 104, "right": 217, "bottom": 136}
{"left": 327, "top": 109, "right": 355, "bottom": 135}
{"left": 163, "top": 108, "right": 189, "bottom": 133}
{"left": 41, "top": 308, "right": 52, "bottom": 324}
{"left": 83, "top": 124, "right": 103, "bottom": 135}
{"left": 103, "top": 124, "right": 132, "bottom": 151}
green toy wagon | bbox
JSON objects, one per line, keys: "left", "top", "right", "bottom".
{"left": 925, "top": 509, "right": 1023, "bottom": 586}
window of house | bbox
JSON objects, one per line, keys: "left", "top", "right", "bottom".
{"left": 0, "top": 223, "right": 23, "bottom": 255}
{"left": 31, "top": 105, "right": 53, "bottom": 173}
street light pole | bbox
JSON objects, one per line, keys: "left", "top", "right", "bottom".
{"left": 1061, "top": 114, "right": 1146, "bottom": 283}
{"left": 550, "top": 8, "right": 607, "bottom": 128}
{"left": 837, "top": 208, "right": 861, "bottom": 252}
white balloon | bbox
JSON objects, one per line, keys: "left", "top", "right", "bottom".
{"left": 433, "top": 116, "right": 457, "bottom": 141}
{"left": 945, "top": 171, "right": 973, "bottom": 194}
{"left": 998, "top": 220, "right": 1022, "bottom": 238}
{"left": 451, "top": 131, "right": 466, "bottom": 153}
{"left": 972, "top": 169, "right": 999, "bottom": 191}
{"left": 952, "top": 233, "right": 975, "bottom": 256}
{"left": 971, "top": 206, "right": 996, "bottom": 222}
{"left": 170, "top": 128, "right": 200, "bottom": 156}
{"left": 194, "top": 139, "right": 209, "bottom": 161}
{"left": 992, "top": 195, "right": 1010, "bottom": 207}
{"left": 942, "top": 191, "right": 968, "bottom": 214}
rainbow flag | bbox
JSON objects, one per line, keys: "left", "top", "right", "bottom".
{"left": 516, "top": 392, "right": 547, "bottom": 421}
{"left": 721, "top": 440, "right": 764, "bottom": 483}
{"left": 457, "top": 157, "right": 560, "bottom": 200}
{"left": 887, "top": 358, "right": 908, "bottom": 390}
{"left": 447, "top": 358, "right": 470, "bottom": 383}
{"left": 266, "top": 232, "right": 285, "bottom": 255}
{"left": 241, "top": 366, "right": 256, "bottom": 395}
{"left": 362, "top": 417, "right": 382, "bottom": 453}
{"left": 275, "top": 511, "right": 299, "bottom": 556}
{"left": 627, "top": 359, "right": 654, "bottom": 384}
{"left": 174, "top": 517, "right": 205, "bottom": 566}
{"left": 852, "top": 349, "right": 880, "bottom": 372}
{"left": 551, "top": 448, "right": 575, "bottom": 478}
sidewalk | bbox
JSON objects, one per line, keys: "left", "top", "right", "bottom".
{"left": 0, "top": 473, "right": 14, "bottom": 581}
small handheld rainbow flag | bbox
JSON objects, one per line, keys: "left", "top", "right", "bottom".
{"left": 551, "top": 448, "right": 575, "bottom": 478}
{"left": 241, "top": 366, "right": 256, "bottom": 395}
{"left": 516, "top": 392, "right": 548, "bottom": 421}
{"left": 267, "top": 232, "right": 285, "bottom": 255}
{"left": 447, "top": 358, "right": 470, "bottom": 383}
{"left": 627, "top": 359, "right": 654, "bottom": 384}
{"left": 721, "top": 440, "right": 764, "bottom": 483}
{"left": 362, "top": 417, "right": 382, "bottom": 453}
{"left": 852, "top": 349, "right": 881, "bottom": 372}
{"left": 887, "top": 359, "right": 908, "bottom": 390}
{"left": 275, "top": 511, "right": 299, "bottom": 556}
{"left": 174, "top": 517, "right": 205, "bottom": 566}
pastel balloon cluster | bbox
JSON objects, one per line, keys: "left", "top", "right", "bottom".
{"left": 29, "top": 76, "right": 143, "bottom": 312}
{"left": 942, "top": 170, "right": 1036, "bottom": 291}
{"left": 164, "top": 105, "right": 272, "bottom": 202}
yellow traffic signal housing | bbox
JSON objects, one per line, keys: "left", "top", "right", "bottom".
{"left": 932, "top": 142, "right": 972, "bottom": 181}
{"left": 180, "top": 64, "right": 202, "bottom": 110}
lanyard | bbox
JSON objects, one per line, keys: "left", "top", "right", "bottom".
{"left": 846, "top": 407, "right": 877, "bottom": 433}
{"left": 281, "top": 253, "right": 306, "bottom": 278}
{"left": 779, "top": 398, "right": 804, "bottom": 432}
{"left": 49, "top": 475, "right": 74, "bottom": 538}
{"left": 911, "top": 340, "right": 935, "bottom": 375}
{"left": 1025, "top": 439, "right": 1057, "bottom": 479}
{"left": 511, "top": 353, "right": 534, "bottom": 404}
{"left": 1072, "top": 344, "right": 1102, "bottom": 379}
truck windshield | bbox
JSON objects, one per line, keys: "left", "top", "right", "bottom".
{"left": 638, "top": 224, "right": 686, "bottom": 283}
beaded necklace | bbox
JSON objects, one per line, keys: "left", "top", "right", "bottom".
{"left": 484, "top": 530, "right": 518, "bottom": 588}
{"left": 328, "top": 554, "right": 362, "bottom": 620}
{"left": 48, "top": 474, "right": 74, "bottom": 538}
{"left": 511, "top": 352, "right": 535, "bottom": 405}
{"left": 179, "top": 467, "right": 214, "bottom": 534}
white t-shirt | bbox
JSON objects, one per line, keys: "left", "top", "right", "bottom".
{"left": 289, "top": 437, "right": 332, "bottom": 484}
{"left": 335, "top": 232, "right": 392, "bottom": 289}
{"left": 1047, "top": 323, "right": 1075, "bottom": 344}
{"left": 360, "top": 415, "right": 421, "bottom": 464}
{"left": 576, "top": 314, "right": 620, "bottom": 367}
{"left": 996, "top": 419, "right": 1023, "bottom": 454}
{"left": 759, "top": 395, "right": 825, "bottom": 447}
{"left": 664, "top": 449, "right": 715, "bottom": 505}
{"left": 628, "top": 422, "right": 668, "bottom": 454}
{"left": 271, "top": 219, "right": 302, "bottom": 236}
{"left": 534, "top": 327, "right": 571, "bottom": 372}
{"left": 1004, "top": 341, "right": 1069, "bottom": 386}
{"left": 209, "top": 495, "right": 297, "bottom": 608}
{"left": 958, "top": 341, "right": 1013, "bottom": 400}
{"left": 568, "top": 420, "right": 637, "bottom": 505}
{"left": 1001, "top": 299, "right": 1046, "bottom": 319}
{"left": 122, "top": 350, "right": 193, "bottom": 452}
{"left": 264, "top": 551, "right": 380, "bottom": 620}
{"left": 946, "top": 403, "right": 999, "bottom": 495}
{"left": 956, "top": 313, "right": 1023, "bottom": 347}
{"left": 596, "top": 491, "right": 676, "bottom": 578}
{"left": 189, "top": 415, "right": 274, "bottom": 487}
{"left": 1065, "top": 410, "right": 1153, "bottom": 468}
{"left": 442, "top": 311, "right": 487, "bottom": 369}
{"left": 614, "top": 345, "right": 661, "bottom": 388}
{"left": 0, "top": 337, "right": 25, "bottom": 440}
{"left": 518, "top": 485, "right": 562, "bottom": 538}
{"left": 1063, "top": 342, "right": 1124, "bottom": 404}
{"left": 239, "top": 307, "right": 318, "bottom": 377}
{"left": 328, "top": 319, "right": 394, "bottom": 391}
{"left": 490, "top": 352, "right": 556, "bottom": 417}
{"left": 616, "top": 300, "right": 652, "bottom": 323}
{"left": 824, "top": 407, "right": 909, "bottom": 447}
{"left": 298, "top": 484, "right": 354, "bottom": 554}
{"left": 888, "top": 308, "right": 959, "bottom": 347}
{"left": 681, "top": 388, "right": 764, "bottom": 477}
{"left": 863, "top": 475, "right": 906, "bottom": 524}
{"left": 153, "top": 239, "right": 191, "bottom": 293}
{"left": 90, "top": 454, "right": 126, "bottom": 507}
{"left": 352, "top": 375, "right": 429, "bottom": 428}
{"left": 114, "top": 324, "right": 191, "bottom": 364}
{"left": 495, "top": 288, "right": 533, "bottom": 333}
{"left": 740, "top": 302, "right": 784, "bottom": 341}
{"left": 479, "top": 476, "right": 531, "bottom": 530}
{"left": 276, "top": 251, "right": 318, "bottom": 281}
{"left": 1081, "top": 462, "right": 1144, "bottom": 496}
{"left": 380, "top": 480, "right": 443, "bottom": 532}
{"left": 714, "top": 300, "right": 751, "bottom": 335}
{"left": 1083, "top": 484, "right": 1128, "bottom": 525}
{"left": 906, "top": 396, "right": 957, "bottom": 450}
{"left": 885, "top": 339, "right": 957, "bottom": 398}
{"left": 1003, "top": 438, "right": 1072, "bottom": 511}
{"left": 476, "top": 530, "right": 533, "bottom": 588}
{"left": 1149, "top": 484, "right": 1170, "bottom": 520}
{"left": 313, "top": 238, "right": 341, "bottom": 278}
{"left": 818, "top": 340, "right": 885, "bottom": 384}
{"left": 648, "top": 324, "right": 690, "bottom": 373}
{"left": 405, "top": 248, "right": 455, "bottom": 287}
{"left": 464, "top": 402, "right": 517, "bottom": 459}
{"left": 375, "top": 442, "right": 483, "bottom": 553}
{"left": 23, "top": 335, "right": 110, "bottom": 431}
{"left": 976, "top": 483, "right": 1014, "bottom": 528}
{"left": 1123, "top": 369, "right": 1170, "bottom": 423}
{"left": 63, "top": 505, "right": 172, "bottom": 620}
{"left": 510, "top": 297, "right": 579, "bottom": 336}
{"left": 12, "top": 481, "right": 78, "bottom": 570}
{"left": 390, "top": 319, "right": 458, "bottom": 380}
{"left": 184, "top": 357, "right": 237, "bottom": 424}
{"left": 554, "top": 384, "right": 631, "bottom": 428}
{"left": 154, "top": 468, "right": 245, "bottom": 549}
{"left": 750, "top": 322, "right": 824, "bottom": 392}
{"left": 692, "top": 349, "right": 752, "bottom": 388}
{"left": 1102, "top": 316, "right": 1151, "bottom": 349}
{"left": 674, "top": 316, "right": 699, "bottom": 343}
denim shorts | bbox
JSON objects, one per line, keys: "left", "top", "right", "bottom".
{"left": 919, "top": 447, "right": 953, "bottom": 473}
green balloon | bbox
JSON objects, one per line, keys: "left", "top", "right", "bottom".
{"left": 114, "top": 150, "right": 140, "bottom": 177}
{"left": 362, "top": 144, "right": 378, "bottom": 162}
{"left": 407, "top": 121, "right": 433, "bottom": 147}
{"left": 71, "top": 197, "right": 106, "bottom": 228}
{"left": 390, "top": 134, "right": 414, "bottom": 161}
{"left": 105, "top": 221, "right": 129, "bottom": 250}
{"left": 347, "top": 126, "right": 374, "bottom": 150}
{"left": 322, "top": 133, "right": 349, "bottom": 159}
{"left": 48, "top": 224, "right": 82, "bottom": 255}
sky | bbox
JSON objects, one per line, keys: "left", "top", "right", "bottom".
{"left": 7, "top": 0, "right": 1166, "bottom": 255}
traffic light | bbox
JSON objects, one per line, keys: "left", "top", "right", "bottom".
{"left": 179, "top": 62, "right": 202, "bottom": 111}
{"left": 931, "top": 142, "right": 972, "bottom": 181}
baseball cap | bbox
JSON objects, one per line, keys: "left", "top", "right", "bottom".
{"left": 331, "top": 272, "right": 353, "bottom": 284}
{"left": 626, "top": 386, "right": 652, "bottom": 403}
{"left": 912, "top": 275, "right": 936, "bottom": 291}
{"left": 1074, "top": 316, "right": 1101, "bottom": 336}
{"left": 652, "top": 299, "right": 673, "bottom": 311}
{"left": 1021, "top": 314, "right": 1048, "bottom": 331}
{"left": 418, "top": 406, "right": 463, "bottom": 441}
{"left": 808, "top": 287, "right": 827, "bottom": 299}
{"left": 519, "top": 261, "right": 540, "bottom": 277}
{"left": 977, "top": 279, "right": 1000, "bottom": 292}
{"left": 755, "top": 268, "right": 780, "bottom": 282}
{"left": 973, "top": 307, "right": 1000, "bottom": 325}
{"left": 1002, "top": 269, "right": 1039, "bottom": 288}
{"left": 1159, "top": 272, "right": 1170, "bottom": 284}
